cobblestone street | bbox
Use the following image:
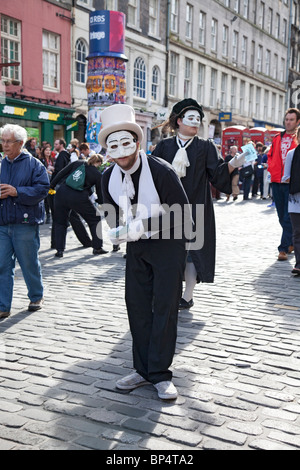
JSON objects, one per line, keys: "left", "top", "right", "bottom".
{"left": 1, "top": 196, "right": 300, "bottom": 450}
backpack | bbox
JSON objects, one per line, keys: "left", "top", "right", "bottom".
{"left": 65, "top": 164, "right": 86, "bottom": 191}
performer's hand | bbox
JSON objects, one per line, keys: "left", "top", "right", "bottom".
{"left": 108, "top": 219, "right": 145, "bottom": 243}
{"left": 127, "top": 219, "right": 145, "bottom": 241}
{"left": 229, "top": 152, "right": 246, "bottom": 169}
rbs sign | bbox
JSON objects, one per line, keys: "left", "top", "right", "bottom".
{"left": 89, "top": 10, "right": 127, "bottom": 60}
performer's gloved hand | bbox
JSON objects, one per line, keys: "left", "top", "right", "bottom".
{"left": 229, "top": 152, "right": 246, "bottom": 168}
{"left": 108, "top": 219, "right": 145, "bottom": 244}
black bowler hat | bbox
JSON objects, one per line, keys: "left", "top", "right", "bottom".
{"left": 171, "top": 98, "right": 204, "bottom": 121}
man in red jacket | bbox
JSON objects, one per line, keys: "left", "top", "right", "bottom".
{"left": 267, "top": 108, "right": 300, "bottom": 260}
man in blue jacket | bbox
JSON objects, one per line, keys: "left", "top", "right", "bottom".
{"left": 0, "top": 124, "right": 50, "bottom": 319}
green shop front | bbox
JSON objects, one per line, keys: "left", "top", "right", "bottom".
{"left": 0, "top": 98, "right": 76, "bottom": 145}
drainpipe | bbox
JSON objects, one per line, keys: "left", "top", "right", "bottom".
{"left": 164, "top": 0, "right": 171, "bottom": 108}
{"left": 285, "top": 0, "right": 293, "bottom": 110}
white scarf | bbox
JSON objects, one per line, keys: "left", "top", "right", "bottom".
{"left": 172, "top": 135, "right": 194, "bottom": 178}
{"left": 108, "top": 150, "right": 166, "bottom": 238}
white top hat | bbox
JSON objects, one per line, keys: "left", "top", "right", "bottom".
{"left": 98, "top": 104, "right": 143, "bottom": 148}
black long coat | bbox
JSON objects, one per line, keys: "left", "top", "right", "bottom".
{"left": 152, "top": 136, "right": 232, "bottom": 282}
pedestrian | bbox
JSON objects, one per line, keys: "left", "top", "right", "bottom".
{"left": 252, "top": 142, "right": 265, "bottom": 198}
{"left": 49, "top": 138, "right": 92, "bottom": 250}
{"left": 40, "top": 146, "right": 54, "bottom": 223}
{"left": 267, "top": 108, "right": 300, "bottom": 261}
{"left": 79, "top": 142, "right": 95, "bottom": 160}
{"left": 282, "top": 125, "right": 300, "bottom": 275}
{"left": 224, "top": 146, "right": 240, "bottom": 201}
{"left": 99, "top": 104, "right": 192, "bottom": 400}
{"left": 67, "top": 143, "right": 79, "bottom": 162}
{"left": 0, "top": 124, "right": 49, "bottom": 319}
{"left": 152, "top": 98, "right": 244, "bottom": 310}
{"left": 24, "top": 137, "right": 37, "bottom": 157}
{"left": 49, "top": 154, "right": 107, "bottom": 258}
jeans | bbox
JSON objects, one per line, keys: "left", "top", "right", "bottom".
{"left": 271, "top": 183, "right": 293, "bottom": 253}
{"left": 0, "top": 224, "right": 43, "bottom": 312}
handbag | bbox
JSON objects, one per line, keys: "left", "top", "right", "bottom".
{"left": 65, "top": 164, "right": 86, "bottom": 191}
{"left": 239, "top": 165, "right": 254, "bottom": 178}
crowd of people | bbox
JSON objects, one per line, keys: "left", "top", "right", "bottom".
{"left": 0, "top": 101, "right": 300, "bottom": 402}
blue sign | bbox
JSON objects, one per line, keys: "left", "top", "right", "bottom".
{"left": 88, "top": 10, "right": 127, "bottom": 60}
{"left": 219, "top": 112, "right": 232, "bottom": 122}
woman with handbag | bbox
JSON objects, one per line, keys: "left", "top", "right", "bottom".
{"left": 49, "top": 157, "right": 107, "bottom": 258}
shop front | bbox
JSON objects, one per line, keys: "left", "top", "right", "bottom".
{"left": 0, "top": 98, "right": 75, "bottom": 147}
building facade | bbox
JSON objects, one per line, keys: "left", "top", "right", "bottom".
{"left": 1, "top": 0, "right": 299, "bottom": 149}
{"left": 0, "top": 0, "right": 75, "bottom": 145}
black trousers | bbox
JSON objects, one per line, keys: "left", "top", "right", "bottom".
{"left": 53, "top": 185, "right": 103, "bottom": 251}
{"left": 125, "top": 238, "right": 186, "bottom": 384}
{"left": 290, "top": 213, "right": 300, "bottom": 269}
{"left": 48, "top": 193, "right": 92, "bottom": 248}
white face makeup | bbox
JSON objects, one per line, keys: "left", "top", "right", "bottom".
{"left": 182, "top": 110, "right": 201, "bottom": 128}
{"left": 106, "top": 131, "right": 137, "bottom": 159}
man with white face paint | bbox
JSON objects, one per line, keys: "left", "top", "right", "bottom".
{"left": 99, "top": 104, "right": 191, "bottom": 400}
{"left": 153, "top": 98, "right": 244, "bottom": 310}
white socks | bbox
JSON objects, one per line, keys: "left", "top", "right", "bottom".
{"left": 182, "top": 261, "right": 197, "bottom": 302}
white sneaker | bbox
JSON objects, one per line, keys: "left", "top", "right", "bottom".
{"left": 116, "top": 372, "right": 149, "bottom": 390}
{"left": 154, "top": 381, "right": 178, "bottom": 400}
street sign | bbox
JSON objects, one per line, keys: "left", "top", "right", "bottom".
{"left": 219, "top": 112, "right": 232, "bottom": 122}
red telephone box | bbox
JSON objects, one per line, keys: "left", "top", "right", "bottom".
{"left": 268, "top": 128, "right": 284, "bottom": 142}
{"left": 249, "top": 127, "right": 266, "bottom": 145}
{"left": 222, "top": 126, "right": 246, "bottom": 156}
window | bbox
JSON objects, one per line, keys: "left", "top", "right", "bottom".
{"left": 170, "top": 0, "right": 179, "bottom": 33}
{"left": 280, "top": 58, "right": 285, "bottom": 82}
{"left": 259, "top": 2, "right": 265, "bottom": 29}
{"left": 43, "top": 30, "right": 60, "bottom": 90}
{"left": 234, "top": 0, "right": 240, "bottom": 13}
{"left": 265, "top": 49, "right": 271, "bottom": 76}
{"left": 133, "top": 57, "right": 146, "bottom": 99}
{"left": 242, "top": 0, "right": 249, "bottom": 18}
{"left": 221, "top": 73, "right": 227, "bottom": 109}
{"left": 282, "top": 18, "right": 287, "bottom": 44}
{"left": 186, "top": 4, "right": 193, "bottom": 39}
{"left": 149, "top": 0, "right": 159, "bottom": 36}
{"left": 248, "top": 84, "right": 254, "bottom": 116}
{"left": 222, "top": 25, "right": 228, "bottom": 57}
{"left": 211, "top": 19, "right": 218, "bottom": 52}
{"left": 184, "top": 58, "right": 192, "bottom": 98}
{"left": 104, "top": 0, "right": 118, "bottom": 9}
{"left": 1, "top": 16, "right": 21, "bottom": 81}
{"left": 232, "top": 31, "right": 238, "bottom": 62}
{"left": 199, "top": 12, "right": 206, "bottom": 46}
{"left": 151, "top": 66, "right": 159, "bottom": 101}
{"left": 255, "top": 87, "right": 261, "bottom": 117}
{"left": 210, "top": 69, "right": 217, "bottom": 107}
{"left": 241, "top": 36, "right": 247, "bottom": 65}
{"left": 128, "top": 0, "right": 139, "bottom": 27}
{"left": 231, "top": 77, "right": 237, "bottom": 111}
{"left": 273, "top": 53, "right": 278, "bottom": 80}
{"left": 275, "top": 13, "right": 280, "bottom": 39}
{"left": 278, "top": 96, "right": 284, "bottom": 124}
{"left": 250, "top": 40, "right": 255, "bottom": 72}
{"left": 264, "top": 90, "right": 269, "bottom": 120}
{"left": 268, "top": 8, "right": 273, "bottom": 35}
{"left": 169, "top": 52, "right": 178, "bottom": 96}
{"left": 240, "top": 80, "right": 245, "bottom": 114}
{"left": 197, "top": 63, "right": 205, "bottom": 103}
{"left": 257, "top": 45, "right": 263, "bottom": 73}
{"left": 75, "top": 39, "right": 87, "bottom": 84}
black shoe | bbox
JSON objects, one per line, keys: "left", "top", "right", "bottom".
{"left": 55, "top": 251, "right": 63, "bottom": 258}
{"left": 93, "top": 248, "right": 108, "bottom": 255}
{"left": 112, "top": 245, "right": 120, "bottom": 252}
{"left": 178, "top": 298, "right": 194, "bottom": 310}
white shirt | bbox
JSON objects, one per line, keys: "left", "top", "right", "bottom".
{"left": 283, "top": 148, "right": 300, "bottom": 214}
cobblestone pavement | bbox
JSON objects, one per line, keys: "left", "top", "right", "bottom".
{"left": 1, "top": 196, "right": 300, "bottom": 451}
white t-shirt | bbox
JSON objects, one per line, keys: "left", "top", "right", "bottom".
{"left": 283, "top": 148, "right": 300, "bottom": 214}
